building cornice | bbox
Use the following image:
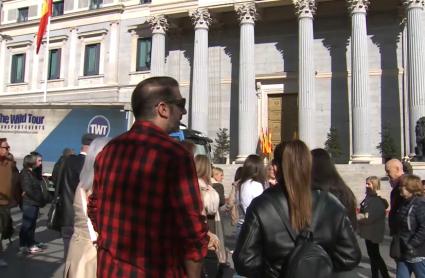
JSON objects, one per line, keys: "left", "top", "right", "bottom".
{"left": 0, "top": 4, "right": 125, "bottom": 32}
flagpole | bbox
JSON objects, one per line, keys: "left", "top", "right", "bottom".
{"left": 42, "top": 16, "right": 50, "bottom": 103}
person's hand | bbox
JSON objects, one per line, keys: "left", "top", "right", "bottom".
{"left": 208, "top": 232, "right": 220, "bottom": 251}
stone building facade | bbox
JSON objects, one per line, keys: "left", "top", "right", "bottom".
{"left": 0, "top": 0, "right": 424, "bottom": 163}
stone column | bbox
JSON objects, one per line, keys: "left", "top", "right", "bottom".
{"left": 348, "top": 0, "right": 372, "bottom": 162}
{"left": 67, "top": 28, "right": 78, "bottom": 87}
{"left": 0, "top": 36, "right": 7, "bottom": 94}
{"left": 190, "top": 8, "right": 212, "bottom": 135}
{"left": 294, "top": 0, "right": 316, "bottom": 148}
{"left": 107, "top": 21, "right": 119, "bottom": 84}
{"left": 404, "top": 0, "right": 425, "bottom": 154}
{"left": 148, "top": 15, "right": 168, "bottom": 76}
{"left": 236, "top": 3, "right": 258, "bottom": 162}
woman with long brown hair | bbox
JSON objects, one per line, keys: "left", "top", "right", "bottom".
{"left": 233, "top": 140, "right": 360, "bottom": 277}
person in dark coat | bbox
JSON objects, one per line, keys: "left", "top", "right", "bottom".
{"left": 56, "top": 133, "right": 97, "bottom": 258}
{"left": 357, "top": 176, "right": 390, "bottom": 278}
{"left": 311, "top": 148, "right": 357, "bottom": 230}
{"left": 396, "top": 174, "right": 425, "bottom": 278}
{"left": 51, "top": 148, "right": 74, "bottom": 187}
{"left": 19, "top": 154, "right": 45, "bottom": 255}
{"left": 385, "top": 159, "right": 405, "bottom": 236}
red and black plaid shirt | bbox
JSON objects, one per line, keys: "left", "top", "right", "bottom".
{"left": 88, "top": 120, "right": 208, "bottom": 278}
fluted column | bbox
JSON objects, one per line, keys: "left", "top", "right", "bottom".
{"left": 0, "top": 36, "right": 6, "bottom": 94}
{"left": 190, "top": 9, "right": 212, "bottom": 135}
{"left": 107, "top": 21, "right": 119, "bottom": 84}
{"left": 404, "top": 0, "right": 425, "bottom": 154}
{"left": 67, "top": 28, "right": 78, "bottom": 87}
{"left": 349, "top": 0, "right": 372, "bottom": 162}
{"left": 148, "top": 15, "right": 168, "bottom": 76}
{"left": 294, "top": 0, "right": 316, "bottom": 148}
{"left": 236, "top": 3, "right": 258, "bottom": 162}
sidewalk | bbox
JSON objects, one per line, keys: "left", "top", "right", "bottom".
{"left": 1, "top": 206, "right": 397, "bottom": 278}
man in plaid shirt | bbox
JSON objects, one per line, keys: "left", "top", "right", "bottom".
{"left": 88, "top": 76, "right": 209, "bottom": 277}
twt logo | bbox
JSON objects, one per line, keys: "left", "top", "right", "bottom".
{"left": 88, "top": 115, "right": 110, "bottom": 136}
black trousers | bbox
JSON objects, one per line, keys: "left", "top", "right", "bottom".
{"left": 365, "top": 239, "right": 390, "bottom": 278}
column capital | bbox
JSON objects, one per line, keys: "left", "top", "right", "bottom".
{"left": 190, "top": 8, "right": 212, "bottom": 30}
{"left": 347, "top": 0, "right": 370, "bottom": 14}
{"left": 236, "top": 3, "right": 258, "bottom": 25}
{"left": 403, "top": 0, "right": 424, "bottom": 9}
{"left": 148, "top": 15, "right": 169, "bottom": 34}
{"left": 293, "top": 0, "right": 316, "bottom": 18}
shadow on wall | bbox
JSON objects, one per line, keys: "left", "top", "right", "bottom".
{"left": 224, "top": 43, "right": 240, "bottom": 161}
{"left": 321, "top": 30, "right": 350, "bottom": 163}
{"left": 371, "top": 17, "right": 402, "bottom": 159}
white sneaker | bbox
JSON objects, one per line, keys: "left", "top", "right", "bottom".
{"left": 0, "top": 259, "right": 8, "bottom": 267}
{"left": 28, "top": 245, "right": 43, "bottom": 254}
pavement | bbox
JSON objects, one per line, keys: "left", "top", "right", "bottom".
{"left": 0, "top": 206, "right": 397, "bottom": 278}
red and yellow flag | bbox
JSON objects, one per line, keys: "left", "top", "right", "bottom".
{"left": 36, "top": 0, "right": 52, "bottom": 54}
{"left": 260, "top": 128, "right": 273, "bottom": 156}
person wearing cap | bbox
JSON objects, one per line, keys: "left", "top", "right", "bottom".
{"left": 55, "top": 133, "right": 98, "bottom": 259}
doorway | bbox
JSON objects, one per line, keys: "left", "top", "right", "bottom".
{"left": 267, "top": 93, "right": 298, "bottom": 146}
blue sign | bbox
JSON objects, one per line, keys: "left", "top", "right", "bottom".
{"left": 87, "top": 115, "right": 110, "bottom": 136}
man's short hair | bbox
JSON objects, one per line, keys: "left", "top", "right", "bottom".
{"left": 81, "top": 133, "right": 98, "bottom": 146}
{"left": 131, "top": 76, "right": 179, "bottom": 119}
{"left": 0, "top": 138, "right": 7, "bottom": 145}
{"left": 23, "top": 154, "right": 37, "bottom": 169}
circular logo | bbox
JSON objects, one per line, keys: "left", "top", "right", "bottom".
{"left": 87, "top": 115, "right": 110, "bottom": 136}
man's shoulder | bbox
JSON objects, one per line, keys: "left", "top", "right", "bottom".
{"left": 109, "top": 128, "right": 189, "bottom": 157}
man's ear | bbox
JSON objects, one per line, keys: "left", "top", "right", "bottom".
{"left": 156, "top": 102, "right": 170, "bottom": 119}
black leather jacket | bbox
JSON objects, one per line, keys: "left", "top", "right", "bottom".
{"left": 20, "top": 169, "right": 44, "bottom": 207}
{"left": 56, "top": 154, "right": 85, "bottom": 227}
{"left": 233, "top": 186, "right": 361, "bottom": 278}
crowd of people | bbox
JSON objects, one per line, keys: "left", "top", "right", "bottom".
{"left": 0, "top": 76, "right": 425, "bottom": 278}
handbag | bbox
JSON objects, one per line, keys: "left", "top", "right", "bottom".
{"left": 390, "top": 233, "right": 401, "bottom": 259}
{"left": 47, "top": 196, "right": 62, "bottom": 232}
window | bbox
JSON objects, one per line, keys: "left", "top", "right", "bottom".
{"left": 84, "top": 43, "right": 100, "bottom": 76}
{"left": 17, "top": 7, "right": 29, "bottom": 22}
{"left": 89, "top": 0, "right": 103, "bottom": 9}
{"left": 11, "top": 54, "right": 26, "bottom": 83}
{"left": 48, "top": 49, "right": 61, "bottom": 80}
{"left": 140, "top": 0, "right": 152, "bottom": 4}
{"left": 53, "top": 1, "right": 64, "bottom": 16}
{"left": 136, "top": 38, "right": 152, "bottom": 71}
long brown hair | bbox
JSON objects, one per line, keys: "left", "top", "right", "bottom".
{"left": 282, "top": 140, "right": 312, "bottom": 231}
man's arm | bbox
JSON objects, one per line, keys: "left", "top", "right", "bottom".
{"left": 87, "top": 162, "right": 100, "bottom": 232}
{"left": 169, "top": 152, "right": 209, "bottom": 274}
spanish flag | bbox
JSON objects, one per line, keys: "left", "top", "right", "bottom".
{"left": 260, "top": 128, "right": 273, "bottom": 156}
{"left": 36, "top": 0, "right": 52, "bottom": 54}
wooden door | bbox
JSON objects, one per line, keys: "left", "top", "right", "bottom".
{"left": 268, "top": 94, "right": 298, "bottom": 147}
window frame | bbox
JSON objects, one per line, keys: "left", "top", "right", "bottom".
{"left": 89, "top": 0, "right": 103, "bottom": 10}
{"left": 83, "top": 43, "right": 101, "bottom": 76}
{"left": 10, "top": 53, "right": 26, "bottom": 84}
{"left": 48, "top": 49, "right": 62, "bottom": 80}
{"left": 17, "top": 7, "right": 29, "bottom": 23}
{"left": 140, "top": 0, "right": 152, "bottom": 4}
{"left": 52, "top": 0, "right": 64, "bottom": 17}
{"left": 136, "top": 37, "right": 152, "bottom": 72}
